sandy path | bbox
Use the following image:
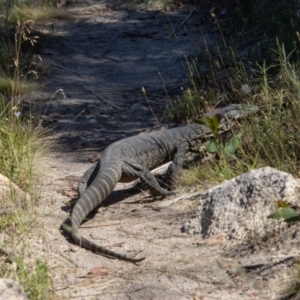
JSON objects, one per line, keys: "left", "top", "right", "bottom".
{"left": 28, "top": 1, "right": 284, "bottom": 298}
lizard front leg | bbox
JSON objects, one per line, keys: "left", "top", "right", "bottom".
{"left": 165, "top": 143, "right": 188, "bottom": 186}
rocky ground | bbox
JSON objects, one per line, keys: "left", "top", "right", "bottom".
{"left": 25, "top": 0, "right": 300, "bottom": 298}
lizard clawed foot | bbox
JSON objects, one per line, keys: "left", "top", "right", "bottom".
{"left": 149, "top": 189, "right": 175, "bottom": 198}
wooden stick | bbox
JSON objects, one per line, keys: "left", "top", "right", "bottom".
{"left": 170, "top": 8, "right": 195, "bottom": 38}
{"left": 80, "top": 84, "right": 120, "bottom": 109}
{"left": 51, "top": 62, "right": 83, "bottom": 76}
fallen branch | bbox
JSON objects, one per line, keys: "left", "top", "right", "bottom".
{"left": 50, "top": 62, "right": 83, "bottom": 76}
{"left": 157, "top": 191, "right": 202, "bottom": 208}
{"left": 243, "top": 255, "right": 296, "bottom": 274}
{"left": 80, "top": 84, "right": 120, "bottom": 109}
{"left": 170, "top": 8, "right": 195, "bottom": 38}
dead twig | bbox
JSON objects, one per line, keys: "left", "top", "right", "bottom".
{"left": 80, "top": 84, "right": 120, "bottom": 109}
{"left": 170, "top": 8, "right": 195, "bottom": 38}
{"left": 243, "top": 256, "right": 296, "bottom": 274}
{"left": 50, "top": 62, "right": 83, "bottom": 77}
{"left": 157, "top": 191, "right": 202, "bottom": 208}
{"left": 59, "top": 251, "right": 80, "bottom": 267}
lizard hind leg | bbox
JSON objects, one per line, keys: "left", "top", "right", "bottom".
{"left": 77, "top": 163, "right": 99, "bottom": 196}
{"left": 122, "top": 158, "right": 174, "bottom": 196}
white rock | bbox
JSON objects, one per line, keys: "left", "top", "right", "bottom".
{"left": 0, "top": 279, "right": 28, "bottom": 300}
{"left": 182, "top": 167, "right": 300, "bottom": 241}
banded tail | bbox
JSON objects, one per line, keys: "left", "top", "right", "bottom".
{"left": 63, "top": 162, "right": 145, "bottom": 263}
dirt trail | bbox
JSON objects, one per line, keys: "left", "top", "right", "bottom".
{"left": 28, "top": 1, "right": 287, "bottom": 299}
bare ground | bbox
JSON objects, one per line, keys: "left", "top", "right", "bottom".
{"left": 26, "top": 1, "right": 299, "bottom": 299}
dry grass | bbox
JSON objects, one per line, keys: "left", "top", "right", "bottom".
{"left": 0, "top": 1, "right": 57, "bottom": 298}
{"left": 174, "top": 42, "right": 300, "bottom": 187}
{"left": 0, "top": 0, "right": 71, "bottom": 26}
{"left": 8, "top": 5, "right": 71, "bottom": 24}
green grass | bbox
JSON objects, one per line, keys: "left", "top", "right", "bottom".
{"left": 0, "top": 0, "right": 70, "bottom": 26}
{"left": 0, "top": 102, "right": 46, "bottom": 190}
{"left": 8, "top": 4, "right": 70, "bottom": 25}
{"left": 174, "top": 42, "right": 300, "bottom": 188}
{"left": 0, "top": 97, "right": 52, "bottom": 298}
{"left": 0, "top": 1, "right": 56, "bottom": 298}
{"left": 17, "top": 259, "right": 53, "bottom": 300}
{"left": 0, "top": 77, "right": 39, "bottom": 97}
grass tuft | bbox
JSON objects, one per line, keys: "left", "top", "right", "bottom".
{"left": 175, "top": 41, "right": 300, "bottom": 188}
{"left": 0, "top": 77, "right": 39, "bottom": 97}
{"left": 0, "top": 1, "right": 55, "bottom": 298}
{"left": 17, "top": 259, "right": 53, "bottom": 300}
{"left": 0, "top": 0, "right": 71, "bottom": 26}
{"left": 8, "top": 5, "right": 71, "bottom": 25}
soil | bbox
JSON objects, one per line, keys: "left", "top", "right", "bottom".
{"left": 26, "top": 0, "right": 299, "bottom": 299}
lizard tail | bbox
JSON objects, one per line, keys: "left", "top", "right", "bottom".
{"left": 64, "top": 163, "right": 145, "bottom": 263}
{"left": 70, "top": 229, "right": 145, "bottom": 263}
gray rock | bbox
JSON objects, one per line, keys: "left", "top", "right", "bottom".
{"left": 0, "top": 174, "right": 30, "bottom": 203}
{"left": 128, "top": 103, "right": 150, "bottom": 115}
{"left": 0, "top": 279, "right": 28, "bottom": 300}
{"left": 182, "top": 167, "right": 300, "bottom": 241}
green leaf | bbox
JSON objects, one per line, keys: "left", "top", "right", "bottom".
{"left": 195, "top": 114, "right": 222, "bottom": 136}
{"left": 210, "top": 114, "right": 222, "bottom": 136}
{"left": 194, "top": 116, "right": 210, "bottom": 126}
{"left": 202, "top": 140, "right": 219, "bottom": 153}
{"left": 224, "top": 133, "right": 242, "bottom": 156}
{"left": 195, "top": 116, "right": 214, "bottom": 129}
{"left": 213, "top": 164, "right": 221, "bottom": 173}
{"left": 267, "top": 207, "right": 300, "bottom": 220}
{"left": 285, "top": 215, "right": 300, "bottom": 223}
